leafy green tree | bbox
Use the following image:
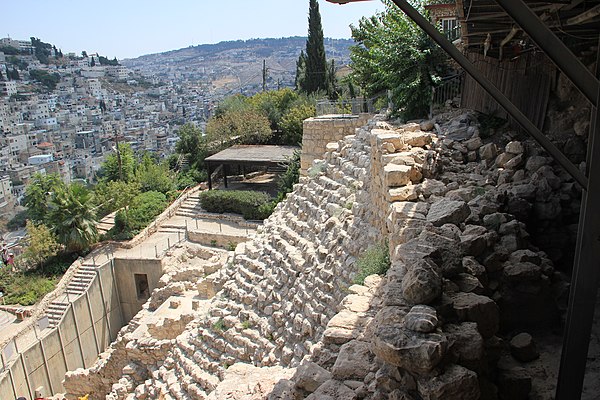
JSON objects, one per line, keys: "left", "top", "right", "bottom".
{"left": 90, "top": 57, "right": 96, "bottom": 67}
{"left": 247, "top": 88, "right": 300, "bottom": 132}
{"left": 29, "top": 69, "right": 61, "bottom": 91}
{"left": 280, "top": 102, "right": 316, "bottom": 145}
{"left": 350, "top": 0, "right": 448, "bottom": 119}
{"left": 81, "top": 50, "right": 88, "bottom": 58}
{"left": 175, "top": 123, "right": 207, "bottom": 166}
{"left": 301, "top": 0, "right": 328, "bottom": 94}
{"left": 46, "top": 183, "right": 98, "bottom": 254}
{"left": 111, "top": 191, "right": 168, "bottom": 237}
{"left": 93, "top": 180, "right": 141, "bottom": 217}
{"left": 205, "top": 107, "right": 272, "bottom": 145}
{"left": 24, "top": 173, "right": 66, "bottom": 222}
{"left": 134, "top": 153, "right": 176, "bottom": 194}
{"left": 98, "top": 142, "right": 136, "bottom": 183}
{"left": 21, "top": 221, "right": 61, "bottom": 269}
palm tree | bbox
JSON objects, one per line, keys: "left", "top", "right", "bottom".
{"left": 47, "top": 183, "right": 99, "bottom": 254}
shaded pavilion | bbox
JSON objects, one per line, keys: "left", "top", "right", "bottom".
{"left": 204, "top": 145, "right": 299, "bottom": 190}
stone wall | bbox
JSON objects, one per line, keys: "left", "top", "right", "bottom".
{"left": 301, "top": 114, "right": 371, "bottom": 175}
{"left": 63, "top": 112, "right": 569, "bottom": 399}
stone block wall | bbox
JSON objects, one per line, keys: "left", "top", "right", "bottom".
{"left": 301, "top": 114, "right": 371, "bottom": 175}
{"left": 64, "top": 112, "right": 568, "bottom": 400}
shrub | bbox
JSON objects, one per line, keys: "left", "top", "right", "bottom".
{"left": 199, "top": 190, "right": 273, "bottom": 220}
{"left": 353, "top": 241, "right": 390, "bottom": 285}
{"left": 0, "top": 270, "right": 57, "bottom": 306}
{"left": 108, "top": 191, "right": 168, "bottom": 239}
{"left": 7, "top": 210, "right": 28, "bottom": 230}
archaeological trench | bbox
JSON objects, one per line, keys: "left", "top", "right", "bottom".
{"left": 1, "top": 91, "right": 599, "bottom": 399}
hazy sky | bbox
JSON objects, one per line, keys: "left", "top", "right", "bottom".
{"left": 2, "top": 0, "right": 384, "bottom": 60}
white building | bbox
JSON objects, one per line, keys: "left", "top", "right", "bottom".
{"left": 28, "top": 154, "right": 54, "bottom": 165}
{"left": 0, "top": 175, "right": 15, "bottom": 211}
{"left": 107, "top": 65, "right": 129, "bottom": 81}
{"left": 0, "top": 81, "right": 17, "bottom": 97}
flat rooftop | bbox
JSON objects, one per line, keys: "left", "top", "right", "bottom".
{"left": 205, "top": 145, "right": 299, "bottom": 165}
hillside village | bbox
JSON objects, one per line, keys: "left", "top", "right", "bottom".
{"left": 0, "top": 36, "right": 348, "bottom": 221}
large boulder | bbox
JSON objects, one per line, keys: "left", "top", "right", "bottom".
{"left": 427, "top": 199, "right": 470, "bottom": 227}
{"left": 331, "top": 340, "right": 374, "bottom": 381}
{"left": 417, "top": 364, "right": 480, "bottom": 400}
{"left": 451, "top": 292, "right": 499, "bottom": 338}
{"left": 372, "top": 324, "right": 447, "bottom": 374}
{"left": 401, "top": 258, "right": 443, "bottom": 305}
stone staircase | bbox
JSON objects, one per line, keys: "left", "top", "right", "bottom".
{"left": 46, "top": 302, "right": 69, "bottom": 327}
{"left": 45, "top": 265, "right": 98, "bottom": 328}
{"left": 97, "top": 211, "right": 118, "bottom": 236}
{"left": 175, "top": 194, "right": 203, "bottom": 219}
{"left": 133, "top": 126, "right": 384, "bottom": 398}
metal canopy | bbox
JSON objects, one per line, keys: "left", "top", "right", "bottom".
{"left": 327, "top": 0, "right": 600, "bottom": 398}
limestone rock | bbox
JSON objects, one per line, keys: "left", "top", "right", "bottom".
{"left": 509, "top": 333, "right": 539, "bottom": 362}
{"left": 427, "top": 199, "right": 470, "bottom": 227}
{"left": 372, "top": 324, "right": 447, "bottom": 374}
{"left": 305, "top": 380, "right": 356, "bottom": 400}
{"left": 444, "top": 322, "right": 484, "bottom": 368}
{"left": 479, "top": 143, "right": 498, "bottom": 160}
{"left": 420, "top": 120, "right": 435, "bottom": 131}
{"left": 404, "top": 131, "right": 432, "bottom": 147}
{"left": 453, "top": 273, "right": 484, "bottom": 294}
{"left": 420, "top": 179, "right": 447, "bottom": 198}
{"left": 401, "top": 258, "right": 442, "bottom": 305}
{"left": 525, "top": 155, "right": 550, "bottom": 172}
{"left": 503, "top": 262, "right": 542, "bottom": 282}
{"left": 331, "top": 341, "right": 374, "bottom": 381}
{"left": 403, "top": 305, "right": 438, "bottom": 333}
{"left": 451, "top": 292, "right": 499, "bottom": 338}
{"left": 417, "top": 364, "right": 480, "bottom": 400}
{"left": 505, "top": 141, "right": 524, "bottom": 155}
{"left": 209, "top": 364, "right": 296, "bottom": 400}
{"left": 268, "top": 379, "right": 300, "bottom": 400}
{"left": 388, "top": 185, "right": 418, "bottom": 202}
{"left": 295, "top": 361, "right": 332, "bottom": 393}
{"left": 385, "top": 164, "right": 414, "bottom": 187}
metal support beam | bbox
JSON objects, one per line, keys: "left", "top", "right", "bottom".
{"left": 496, "top": 0, "right": 599, "bottom": 107}
{"left": 388, "top": 0, "right": 588, "bottom": 189}
{"left": 555, "top": 43, "right": 600, "bottom": 400}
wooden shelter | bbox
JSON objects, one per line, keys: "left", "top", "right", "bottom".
{"left": 204, "top": 145, "right": 299, "bottom": 190}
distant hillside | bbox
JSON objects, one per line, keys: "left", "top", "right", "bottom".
{"left": 122, "top": 37, "right": 355, "bottom": 97}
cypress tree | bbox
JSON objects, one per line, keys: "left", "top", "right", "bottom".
{"left": 295, "top": 50, "right": 307, "bottom": 91}
{"left": 303, "top": 0, "right": 328, "bottom": 94}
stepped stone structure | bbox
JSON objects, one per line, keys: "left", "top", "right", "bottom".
{"left": 63, "top": 111, "right": 577, "bottom": 399}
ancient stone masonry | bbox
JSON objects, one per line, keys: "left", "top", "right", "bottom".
{"left": 64, "top": 111, "right": 574, "bottom": 400}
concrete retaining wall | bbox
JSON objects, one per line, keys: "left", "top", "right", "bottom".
{"left": 0, "top": 260, "right": 125, "bottom": 399}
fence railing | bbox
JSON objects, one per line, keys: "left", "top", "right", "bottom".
{"left": 316, "top": 97, "right": 375, "bottom": 116}
{"left": 432, "top": 72, "right": 464, "bottom": 108}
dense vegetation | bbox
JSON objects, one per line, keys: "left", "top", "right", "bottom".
{"left": 199, "top": 190, "right": 273, "bottom": 220}
{"left": 29, "top": 69, "right": 61, "bottom": 91}
{"left": 349, "top": 0, "right": 449, "bottom": 119}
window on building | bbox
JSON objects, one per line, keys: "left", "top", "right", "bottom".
{"left": 440, "top": 17, "right": 459, "bottom": 40}
{"left": 134, "top": 273, "right": 150, "bottom": 300}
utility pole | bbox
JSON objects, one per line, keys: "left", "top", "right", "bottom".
{"left": 262, "top": 60, "right": 268, "bottom": 92}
